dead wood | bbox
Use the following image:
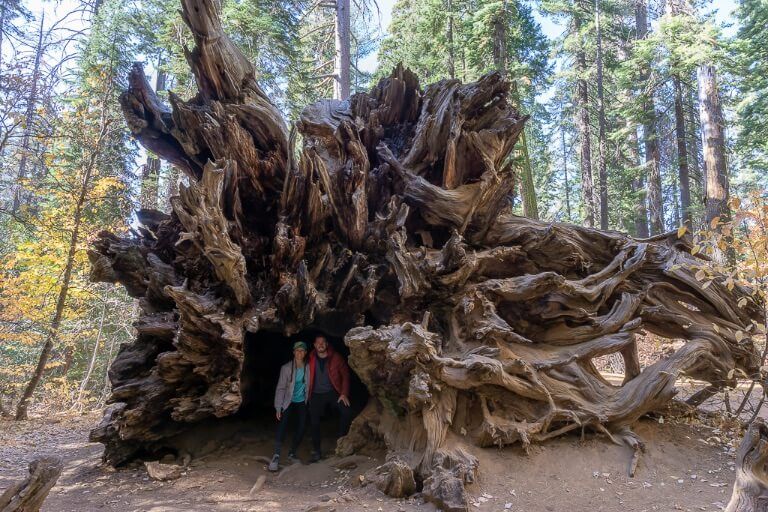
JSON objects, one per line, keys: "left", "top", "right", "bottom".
{"left": 726, "top": 418, "right": 768, "bottom": 512}
{"left": 0, "top": 456, "right": 63, "bottom": 512}
{"left": 88, "top": 0, "right": 762, "bottom": 507}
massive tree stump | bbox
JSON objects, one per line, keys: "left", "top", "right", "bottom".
{"left": 88, "top": 0, "right": 762, "bottom": 507}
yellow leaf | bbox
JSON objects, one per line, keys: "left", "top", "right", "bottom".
{"left": 677, "top": 225, "right": 688, "bottom": 238}
{"left": 738, "top": 297, "right": 748, "bottom": 308}
{"left": 710, "top": 216, "right": 721, "bottom": 229}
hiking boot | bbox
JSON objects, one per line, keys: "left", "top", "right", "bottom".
{"left": 309, "top": 451, "right": 322, "bottom": 463}
{"left": 268, "top": 454, "right": 280, "bottom": 472}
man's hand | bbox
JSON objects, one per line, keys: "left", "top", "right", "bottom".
{"left": 276, "top": 410, "right": 282, "bottom": 420}
{"left": 338, "top": 394, "right": 350, "bottom": 407}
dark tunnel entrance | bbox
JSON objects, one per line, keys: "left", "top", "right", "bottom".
{"left": 238, "top": 329, "right": 369, "bottom": 425}
{"left": 164, "top": 329, "right": 371, "bottom": 463}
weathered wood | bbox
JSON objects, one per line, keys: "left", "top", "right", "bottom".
{"left": 726, "top": 418, "right": 768, "bottom": 512}
{"left": 0, "top": 456, "right": 63, "bottom": 512}
{"left": 89, "top": 1, "right": 762, "bottom": 507}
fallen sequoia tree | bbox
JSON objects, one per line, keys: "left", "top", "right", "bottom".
{"left": 87, "top": 0, "right": 762, "bottom": 509}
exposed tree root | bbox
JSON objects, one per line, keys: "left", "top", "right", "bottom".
{"left": 88, "top": 0, "right": 762, "bottom": 508}
{"left": 726, "top": 418, "right": 768, "bottom": 512}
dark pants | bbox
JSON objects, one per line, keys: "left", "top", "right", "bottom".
{"left": 274, "top": 402, "right": 307, "bottom": 456}
{"left": 309, "top": 391, "right": 352, "bottom": 454}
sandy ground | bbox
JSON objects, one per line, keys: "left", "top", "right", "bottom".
{"left": 0, "top": 411, "right": 742, "bottom": 512}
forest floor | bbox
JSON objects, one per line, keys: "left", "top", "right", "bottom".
{"left": 0, "top": 406, "right": 747, "bottom": 512}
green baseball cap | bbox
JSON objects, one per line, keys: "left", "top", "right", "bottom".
{"left": 293, "top": 341, "right": 307, "bottom": 351}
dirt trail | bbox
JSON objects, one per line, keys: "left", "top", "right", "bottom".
{"left": 0, "top": 413, "right": 739, "bottom": 511}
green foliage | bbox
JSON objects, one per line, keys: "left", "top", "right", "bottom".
{"left": 733, "top": 0, "right": 768, "bottom": 189}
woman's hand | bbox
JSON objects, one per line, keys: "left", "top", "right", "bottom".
{"left": 276, "top": 410, "right": 282, "bottom": 420}
{"left": 338, "top": 394, "right": 350, "bottom": 407}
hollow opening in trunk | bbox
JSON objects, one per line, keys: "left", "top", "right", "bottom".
{"left": 165, "top": 329, "right": 370, "bottom": 462}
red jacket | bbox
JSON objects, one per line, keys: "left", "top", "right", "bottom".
{"left": 308, "top": 345, "right": 350, "bottom": 397}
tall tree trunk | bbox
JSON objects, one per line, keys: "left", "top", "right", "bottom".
{"left": 510, "top": 85, "right": 538, "bottom": 219}
{"left": 686, "top": 77, "right": 703, "bottom": 220}
{"left": 629, "top": 134, "right": 649, "bottom": 237}
{"left": 698, "top": 64, "right": 729, "bottom": 225}
{"left": 618, "top": 38, "right": 648, "bottom": 237}
{"left": 446, "top": 0, "right": 454, "bottom": 79}
{"left": 164, "top": 165, "right": 180, "bottom": 212}
{"left": 635, "top": 0, "right": 663, "bottom": 234}
{"left": 667, "top": 0, "right": 691, "bottom": 227}
{"left": 574, "top": 14, "right": 595, "bottom": 227}
{"left": 333, "top": 0, "right": 351, "bottom": 100}
{"left": 595, "top": 0, "right": 608, "bottom": 229}
{"left": 141, "top": 66, "right": 167, "bottom": 209}
{"left": 560, "top": 101, "right": 571, "bottom": 221}
{"left": 15, "top": 143, "right": 99, "bottom": 420}
{"left": 496, "top": 3, "right": 537, "bottom": 219}
{"left": 674, "top": 75, "right": 691, "bottom": 225}
{"left": 518, "top": 129, "right": 538, "bottom": 219}
{"left": 11, "top": 13, "right": 44, "bottom": 213}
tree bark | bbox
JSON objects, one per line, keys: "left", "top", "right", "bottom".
{"left": 726, "top": 418, "right": 768, "bottom": 512}
{"left": 509, "top": 83, "right": 538, "bottom": 220}
{"left": 87, "top": 2, "right": 762, "bottom": 508}
{"left": 686, "top": 78, "right": 702, "bottom": 217}
{"left": 698, "top": 64, "right": 729, "bottom": 225}
{"left": 635, "top": 0, "right": 663, "bottom": 235}
{"left": 560, "top": 99, "right": 571, "bottom": 221}
{"left": 674, "top": 75, "right": 691, "bottom": 226}
{"left": 0, "top": 456, "right": 63, "bottom": 512}
{"left": 574, "top": 14, "right": 595, "bottom": 227}
{"left": 334, "top": 0, "right": 351, "bottom": 100}
{"left": 495, "top": 5, "right": 537, "bottom": 220}
{"left": 595, "top": 0, "right": 608, "bottom": 229}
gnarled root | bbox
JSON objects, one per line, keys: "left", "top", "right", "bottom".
{"left": 726, "top": 419, "right": 768, "bottom": 512}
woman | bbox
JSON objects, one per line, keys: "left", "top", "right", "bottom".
{"left": 269, "top": 341, "right": 308, "bottom": 471}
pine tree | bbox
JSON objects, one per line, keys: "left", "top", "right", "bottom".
{"left": 734, "top": 0, "right": 768, "bottom": 187}
{"left": 634, "top": 0, "right": 663, "bottom": 234}
{"left": 698, "top": 64, "right": 729, "bottom": 225}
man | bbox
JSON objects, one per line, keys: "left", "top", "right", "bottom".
{"left": 307, "top": 335, "right": 352, "bottom": 462}
{"left": 268, "top": 341, "right": 309, "bottom": 471}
